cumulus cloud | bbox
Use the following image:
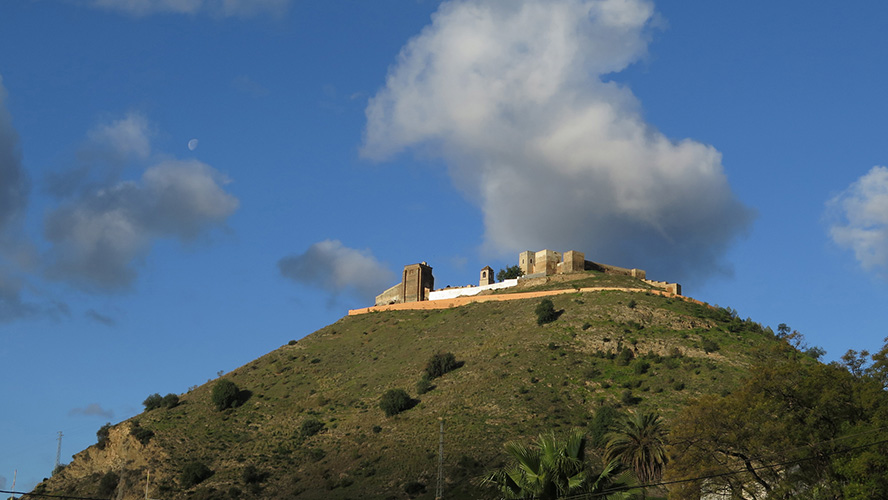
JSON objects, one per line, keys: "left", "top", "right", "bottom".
{"left": 69, "top": 403, "right": 114, "bottom": 419}
{"left": 278, "top": 240, "right": 396, "bottom": 302}
{"left": 363, "top": 0, "right": 753, "bottom": 282}
{"left": 827, "top": 166, "right": 888, "bottom": 274}
{"left": 86, "top": 0, "right": 289, "bottom": 17}
{"left": 45, "top": 160, "right": 239, "bottom": 291}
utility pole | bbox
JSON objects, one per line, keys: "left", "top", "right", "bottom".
{"left": 55, "top": 431, "right": 63, "bottom": 472}
{"left": 435, "top": 418, "right": 444, "bottom": 500}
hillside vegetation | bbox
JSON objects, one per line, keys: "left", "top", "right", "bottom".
{"left": 36, "top": 277, "right": 883, "bottom": 499}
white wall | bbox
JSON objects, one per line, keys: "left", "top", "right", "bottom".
{"left": 428, "top": 279, "right": 518, "bottom": 301}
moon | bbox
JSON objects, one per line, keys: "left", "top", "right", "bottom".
{"left": 187, "top": 139, "right": 198, "bottom": 151}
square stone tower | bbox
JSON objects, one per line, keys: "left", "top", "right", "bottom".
{"left": 480, "top": 266, "right": 495, "bottom": 286}
{"left": 534, "top": 249, "right": 561, "bottom": 275}
{"left": 562, "top": 251, "right": 585, "bottom": 273}
{"left": 518, "top": 251, "right": 535, "bottom": 276}
{"left": 402, "top": 262, "right": 434, "bottom": 303}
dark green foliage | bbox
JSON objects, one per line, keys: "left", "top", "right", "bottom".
{"left": 403, "top": 480, "right": 426, "bottom": 495}
{"left": 379, "top": 388, "right": 415, "bottom": 417}
{"left": 535, "top": 299, "right": 558, "bottom": 325}
{"left": 130, "top": 421, "right": 154, "bottom": 445}
{"left": 288, "top": 339, "right": 297, "bottom": 346}
{"left": 371, "top": 425, "right": 382, "bottom": 433}
{"left": 180, "top": 461, "right": 213, "bottom": 488}
{"left": 627, "top": 299, "right": 637, "bottom": 309}
{"left": 161, "top": 393, "right": 179, "bottom": 409}
{"left": 673, "top": 381, "right": 686, "bottom": 391}
{"left": 416, "top": 374, "right": 433, "bottom": 395}
{"left": 143, "top": 393, "right": 163, "bottom": 411}
{"left": 242, "top": 465, "right": 267, "bottom": 485}
{"left": 496, "top": 265, "right": 524, "bottom": 282}
{"left": 620, "top": 389, "right": 639, "bottom": 406}
{"left": 211, "top": 379, "right": 240, "bottom": 411}
{"left": 96, "top": 423, "right": 111, "bottom": 450}
{"left": 616, "top": 348, "right": 634, "bottom": 366}
{"left": 424, "top": 352, "right": 458, "bottom": 379}
{"left": 97, "top": 471, "right": 119, "bottom": 498}
{"left": 298, "top": 417, "right": 325, "bottom": 439}
{"left": 588, "top": 405, "right": 621, "bottom": 447}
{"left": 701, "top": 338, "right": 720, "bottom": 354}
{"left": 633, "top": 360, "right": 650, "bottom": 374}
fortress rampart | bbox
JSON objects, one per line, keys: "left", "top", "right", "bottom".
{"left": 372, "top": 248, "right": 682, "bottom": 308}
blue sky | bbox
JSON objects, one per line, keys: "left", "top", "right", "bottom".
{"left": 2, "top": 0, "right": 888, "bottom": 490}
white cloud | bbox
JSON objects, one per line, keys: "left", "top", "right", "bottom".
{"left": 363, "top": 0, "right": 752, "bottom": 282}
{"left": 45, "top": 160, "right": 239, "bottom": 291}
{"left": 86, "top": 112, "right": 152, "bottom": 162}
{"left": 827, "top": 166, "right": 888, "bottom": 273}
{"left": 86, "top": 0, "right": 289, "bottom": 17}
{"left": 278, "top": 240, "right": 396, "bottom": 302}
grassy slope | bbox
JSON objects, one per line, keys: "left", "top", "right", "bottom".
{"left": 42, "top": 281, "right": 777, "bottom": 500}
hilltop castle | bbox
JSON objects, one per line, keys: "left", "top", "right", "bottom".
{"left": 374, "top": 249, "right": 681, "bottom": 306}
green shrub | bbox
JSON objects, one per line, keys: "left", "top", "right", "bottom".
{"left": 620, "top": 389, "right": 639, "bottom": 406}
{"left": 673, "top": 381, "right": 686, "bottom": 391}
{"left": 496, "top": 265, "right": 524, "bottom": 282}
{"left": 96, "top": 423, "right": 111, "bottom": 450}
{"left": 143, "top": 393, "right": 163, "bottom": 411}
{"left": 299, "top": 418, "right": 325, "bottom": 439}
{"left": 425, "top": 352, "right": 458, "bottom": 379}
{"left": 162, "top": 393, "right": 179, "bottom": 409}
{"left": 616, "top": 348, "right": 634, "bottom": 366}
{"left": 372, "top": 425, "right": 382, "bottom": 433}
{"left": 179, "top": 461, "right": 213, "bottom": 488}
{"left": 633, "top": 360, "right": 651, "bottom": 374}
{"left": 701, "top": 338, "right": 720, "bottom": 354}
{"left": 589, "top": 405, "right": 621, "bottom": 447}
{"left": 97, "top": 471, "right": 119, "bottom": 497}
{"left": 211, "top": 379, "right": 240, "bottom": 411}
{"left": 242, "top": 465, "right": 267, "bottom": 485}
{"left": 403, "top": 481, "right": 426, "bottom": 495}
{"left": 379, "top": 389, "right": 414, "bottom": 417}
{"left": 535, "top": 299, "right": 558, "bottom": 325}
{"left": 628, "top": 299, "right": 637, "bottom": 309}
{"left": 416, "top": 375, "right": 433, "bottom": 395}
{"left": 130, "top": 421, "right": 154, "bottom": 445}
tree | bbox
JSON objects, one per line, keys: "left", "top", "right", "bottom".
{"left": 535, "top": 299, "right": 558, "bottom": 325}
{"left": 211, "top": 379, "right": 240, "bottom": 411}
{"left": 161, "top": 393, "right": 179, "bottom": 409}
{"left": 425, "top": 352, "right": 459, "bottom": 378}
{"left": 481, "top": 429, "right": 627, "bottom": 500}
{"left": 379, "top": 388, "right": 414, "bottom": 417}
{"left": 179, "top": 461, "right": 213, "bottom": 488}
{"left": 497, "top": 265, "right": 524, "bottom": 282}
{"left": 143, "top": 393, "right": 163, "bottom": 411}
{"left": 96, "top": 422, "right": 111, "bottom": 450}
{"left": 605, "top": 412, "right": 667, "bottom": 485}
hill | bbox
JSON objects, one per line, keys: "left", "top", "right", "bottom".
{"left": 35, "top": 275, "right": 782, "bottom": 499}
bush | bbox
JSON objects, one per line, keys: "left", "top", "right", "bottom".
{"left": 425, "top": 352, "right": 458, "bottom": 379}
{"left": 416, "top": 375, "right": 433, "bottom": 395}
{"left": 180, "top": 461, "right": 213, "bottom": 488}
{"left": 380, "top": 389, "right": 414, "bottom": 417}
{"left": 242, "top": 465, "right": 267, "bottom": 485}
{"left": 634, "top": 360, "right": 651, "bottom": 374}
{"left": 211, "top": 379, "right": 240, "bottom": 411}
{"left": 299, "top": 418, "right": 325, "bottom": 439}
{"left": 162, "top": 393, "right": 179, "bottom": 409}
{"left": 97, "top": 471, "right": 119, "bottom": 497}
{"left": 535, "top": 299, "right": 558, "bottom": 325}
{"left": 96, "top": 423, "right": 111, "bottom": 450}
{"left": 52, "top": 463, "right": 66, "bottom": 477}
{"left": 143, "top": 393, "right": 163, "bottom": 411}
{"left": 130, "top": 421, "right": 154, "bottom": 445}
{"left": 403, "top": 481, "right": 426, "bottom": 495}
{"left": 701, "top": 338, "right": 720, "bottom": 354}
{"left": 616, "top": 348, "right": 634, "bottom": 366}
{"left": 628, "top": 299, "right": 637, "bottom": 309}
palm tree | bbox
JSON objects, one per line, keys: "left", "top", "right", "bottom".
{"left": 481, "top": 428, "right": 625, "bottom": 499}
{"left": 605, "top": 411, "right": 667, "bottom": 486}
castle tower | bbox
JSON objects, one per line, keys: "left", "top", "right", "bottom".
{"left": 402, "top": 262, "right": 434, "bottom": 303}
{"left": 518, "top": 251, "right": 535, "bottom": 276}
{"left": 534, "top": 249, "right": 561, "bottom": 275}
{"left": 480, "top": 266, "right": 495, "bottom": 286}
{"left": 562, "top": 251, "right": 585, "bottom": 274}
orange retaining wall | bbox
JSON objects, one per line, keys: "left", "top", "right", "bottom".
{"left": 348, "top": 287, "right": 707, "bottom": 316}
